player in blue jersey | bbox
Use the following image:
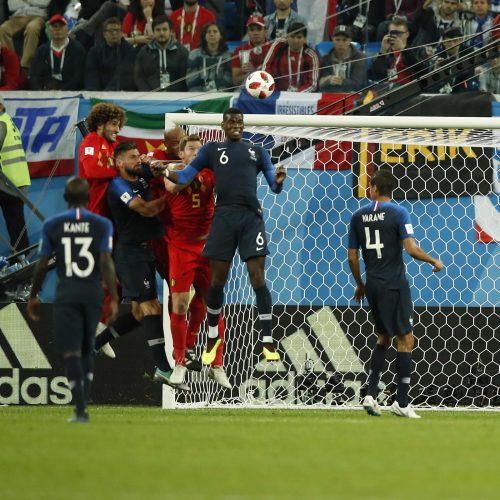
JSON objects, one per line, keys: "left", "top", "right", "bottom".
{"left": 107, "top": 141, "right": 190, "bottom": 391}
{"left": 348, "top": 170, "right": 443, "bottom": 419}
{"left": 27, "top": 177, "right": 119, "bottom": 423}
{"left": 164, "top": 108, "right": 286, "bottom": 364}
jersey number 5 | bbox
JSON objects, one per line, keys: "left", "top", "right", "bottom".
{"left": 192, "top": 193, "right": 200, "bottom": 208}
{"left": 62, "top": 237, "right": 95, "bottom": 277}
{"left": 364, "top": 227, "right": 384, "bottom": 259}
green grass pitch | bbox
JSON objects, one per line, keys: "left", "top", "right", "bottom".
{"left": 1, "top": 406, "right": 500, "bottom": 500}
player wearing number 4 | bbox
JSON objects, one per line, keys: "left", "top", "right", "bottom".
{"left": 164, "top": 108, "right": 286, "bottom": 363}
{"left": 27, "top": 177, "right": 119, "bottom": 423}
{"left": 348, "top": 170, "right": 443, "bottom": 419}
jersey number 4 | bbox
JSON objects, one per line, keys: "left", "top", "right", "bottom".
{"left": 62, "top": 237, "right": 95, "bottom": 278}
{"left": 364, "top": 227, "right": 384, "bottom": 259}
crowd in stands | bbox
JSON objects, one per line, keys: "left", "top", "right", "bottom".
{"left": 0, "top": 0, "right": 498, "bottom": 94}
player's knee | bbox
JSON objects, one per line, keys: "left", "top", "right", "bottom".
{"left": 139, "top": 299, "right": 161, "bottom": 316}
{"left": 377, "top": 334, "right": 391, "bottom": 348}
{"left": 172, "top": 297, "right": 189, "bottom": 315}
{"left": 131, "top": 302, "right": 144, "bottom": 323}
{"left": 397, "top": 332, "right": 414, "bottom": 352}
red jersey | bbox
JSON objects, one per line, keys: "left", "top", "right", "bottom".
{"left": 262, "top": 40, "right": 320, "bottom": 92}
{"left": 169, "top": 5, "right": 216, "bottom": 50}
{"left": 122, "top": 13, "right": 146, "bottom": 36}
{"left": 231, "top": 41, "right": 271, "bottom": 70}
{"left": 166, "top": 168, "right": 214, "bottom": 242}
{"left": 78, "top": 132, "right": 117, "bottom": 216}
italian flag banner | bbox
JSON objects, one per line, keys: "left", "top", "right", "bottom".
{"left": 91, "top": 97, "right": 233, "bottom": 155}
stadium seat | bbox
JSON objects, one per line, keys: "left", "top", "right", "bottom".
{"left": 227, "top": 40, "right": 242, "bottom": 54}
{"left": 223, "top": 1, "right": 238, "bottom": 41}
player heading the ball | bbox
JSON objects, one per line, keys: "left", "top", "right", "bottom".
{"left": 164, "top": 107, "right": 286, "bottom": 363}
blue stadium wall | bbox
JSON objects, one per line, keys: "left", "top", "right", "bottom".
{"left": 0, "top": 95, "right": 498, "bottom": 308}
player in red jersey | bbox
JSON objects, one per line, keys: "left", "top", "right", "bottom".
{"left": 149, "top": 127, "right": 186, "bottom": 281}
{"left": 79, "top": 103, "right": 143, "bottom": 358}
{"left": 165, "top": 134, "right": 230, "bottom": 389}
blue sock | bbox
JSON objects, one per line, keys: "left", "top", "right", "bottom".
{"left": 254, "top": 285, "right": 272, "bottom": 343}
{"left": 64, "top": 356, "right": 85, "bottom": 415}
{"left": 143, "top": 314, "right": 171, "bottom": 372}
{"left": 95, "top": 312, "right": 141, "bottom": 350}
{"left": 368, "top": 344, "right": 388, "bottom": 398}
{"left": 81, "top": 354, "right": 93, "bottom": 404}
{"left": 396, "top": 352, "right": 413, "bottom": 408}
{"left": 206, "top": 286, "right": 224, "bottom": 337}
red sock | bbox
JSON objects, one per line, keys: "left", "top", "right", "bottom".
{"left": 186, "top": 293, "right": 206, "bottom": 349}
{"left": 170, "top": 312, "right": 187, "bottom": 365}
{"left": 213, "top": 315, "right": 225, "bottom": 367}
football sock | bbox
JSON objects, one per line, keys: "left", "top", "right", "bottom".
{"left": 81, "top": 354, "right": 94, "bottom": 404}
{"left": 64, "top": 356, "right": 85, "bottom": 415}
{"left": 187, "top": 294, "right": 206, "bottom": 348}
{"left": 254, "top": 285, "right": 272, "bottom": 344}
{"left": 206, "top": 285, "right": 224, "bottom": 339}
{"left": 396, "top": 351, "right": 413, "bottom": 408}
{"left": 171, "top": 312, "right": 187, "bottom": 365}
{"left": 94, "top": 312, "right": 141, "bottom": 350}
{"left": 368, "top": 344, "right": 388, "bottom": 398}
{"left": 143, "top": 314, "right": 171, "bottom": 372}
{"left": 214, "top": 315, "right": 225, "bottom": 367}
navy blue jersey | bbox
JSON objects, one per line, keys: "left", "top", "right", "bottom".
{"left": 175, "top": 141, "right": 282, "bottom": 212}
{"left": 39, "top": 208, "right": 113, "bottom": 303}
{"left": 107, "top": 165, "right": 164, "bottom": 244}
{"left": 348, "top": 200, "right": 415, "bottom": 285}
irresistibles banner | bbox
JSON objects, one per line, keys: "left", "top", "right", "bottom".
{"left": 4, "top": 97, "right": 79, "bottom": 178}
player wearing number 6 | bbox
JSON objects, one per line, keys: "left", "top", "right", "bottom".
{"left": 348, "top": 170, "right": 443, "bottom": 419}
{"left": 164, "top": 108, "right": 287, "bottom": 362}
{"left": 27, "top": 177, "right": 119, "bottom": 423}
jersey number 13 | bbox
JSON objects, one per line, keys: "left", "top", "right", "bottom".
{"left": 62, "top": 237, "right": 95, "bottom": 277}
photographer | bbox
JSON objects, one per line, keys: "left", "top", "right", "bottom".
{"left": 371, "top": 16, "right": 428, "bottom": 87}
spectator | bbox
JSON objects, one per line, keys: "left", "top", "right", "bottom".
{"left": 29, "top": 14, "right": 86, "bottom": 90}
{"left": 372, "top": 16, "right": 428, "bottom": 87}
{"left": 376, "top": 0, "right": 425, "bottom": 40}
{"left": 335, "top": 0, "right": 385, "bottom": 43}
{"left": 134, "top": 14, "right": 188, "bottom": 91}
{"left": 412, "top": 0, "right": 464, "bottom": 54}
{"left": 0, "top": 42, "right": 25, "bottom": 89}
{"left": 70, "top": 1, "right": 130, "bottom": 50}
{"left": 479, "top": 55, "right": 500, "bottom": 92}
{"left": 264, "top": 0, "right": 306, "bottom": 40}
{"left": 234, "top": 0, "right": 267, "bottom": 40}
{"left": 434, "top": 27, "right": 479, "bottom": 92}
{"left": 0, "top": 0, "right": 50, "bottom": 72}
{"left": 122, "top": 0, "right": 164, "bottom": 46}
{"left": 262, "top": 21, "right": 319, "bottom": 92}
{"left": 0, "top": 98, "right": 31, "bottom": 253}
{"left": 464, "top": 0, "right": 494, "bottom": 48}
{"left": 186, "top": 22, "right": 232, "bottom": 91}
{"left": 170, "top": 0, "right": 216, "bottom": 50}
{"left": 319, "top": 25, "right": 367, "bottom": 93}
{"left": 85, "top": 17, "right": 137, "bottom": 91}
{"left": 232, "top": 14, "right": 271, "bottom": 87}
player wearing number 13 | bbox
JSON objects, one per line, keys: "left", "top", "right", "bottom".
{"left": 348, "top": 170, "right": 443, "bottom": 419}
{"left": 27, "top": 177, "right": 119, "bottom": 423}
{"left": 165, "top": 108, "right": 287, "bottom": 362}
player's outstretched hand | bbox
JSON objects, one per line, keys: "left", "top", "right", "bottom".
{"left": 27, "top": 296, "right": 41, "bottom": 321}
{"left": 432, "top": 259, "right": 444, "bottom": 272}
{"left": 106, "top": 299, "right": 119, "bottom": 325}
{"left": 353, "top": 283, "right": 366, "bottom": 302}
{"left": 275, "top": 164, "right": 287, "bottom": 185}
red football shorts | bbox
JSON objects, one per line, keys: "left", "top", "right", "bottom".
{"left": 168, "top": 239, "right": 210, "bottom": 294}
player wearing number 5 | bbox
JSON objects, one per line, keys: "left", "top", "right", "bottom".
{"left": 27, "top": 177, "right": 119, "bottom": 423}
{"left": 164, "top": 108, "right": 286, "bottom": 363}
{"left": 348, "top": 170, "right": 443, "bottom": 419}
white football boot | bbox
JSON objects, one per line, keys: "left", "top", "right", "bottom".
{"left": 390, "top": 401, "right": 421, "bottom": 419}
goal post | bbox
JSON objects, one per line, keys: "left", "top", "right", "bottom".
{"left": 162, "top": 112, "right": 500, "bottom": 410}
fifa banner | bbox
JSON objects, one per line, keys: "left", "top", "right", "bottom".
{"left": 352, "top": 93, "right": 495, "bottom": 199}
{"left": 2, "top": 302, "right": 498, "bottom": 406}
{"left": 4, "top": 97, "right": 79, "bottom": 178}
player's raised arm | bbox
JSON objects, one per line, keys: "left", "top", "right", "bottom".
{"left": 165, "top": 143, "right": 210, "bottom": 184}
{"left": 403, "top": 238, "right": 443, "bottom": 272}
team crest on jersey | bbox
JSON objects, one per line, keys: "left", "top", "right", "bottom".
{"left": 144, "top": 278, "right": 150, "bottom": 289}
{"left": 248, "top": 148, "right": 257, "bottom": 161}
{"left": 84, "top": 147, "right": 94, "bottom": 155}
{"left": 171, "top": 278, "right": 176, "bottom": 287}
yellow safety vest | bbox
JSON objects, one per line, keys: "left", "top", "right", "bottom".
{"left": 0, "top": 112, "right": 30, "bottom": 187}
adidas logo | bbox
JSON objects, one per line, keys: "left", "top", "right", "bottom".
{"left": 0, "top": 304, "right": 71, "bottom": 405}
{"left": 241, "top": 307, "right": 368, "bottom": 403}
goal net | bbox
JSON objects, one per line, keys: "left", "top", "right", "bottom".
{"left": 163, "top": 112, "right": 500, "bottom": 409}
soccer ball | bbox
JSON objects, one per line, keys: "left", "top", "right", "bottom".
{"left": 245, "top": 71, "right": 276, "bottom": 99}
